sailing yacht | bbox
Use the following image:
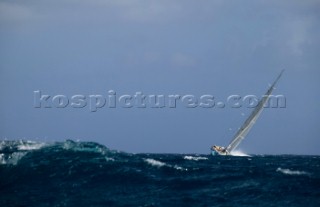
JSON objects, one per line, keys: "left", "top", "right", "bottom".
{"left": 211, "top": 70, "right": 284, "bottom": 156}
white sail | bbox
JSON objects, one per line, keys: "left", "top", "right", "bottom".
{"left": 225, "top": 70, "right": 284, "bottom": 153}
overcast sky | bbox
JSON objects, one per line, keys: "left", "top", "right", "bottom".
{"left": 0, "top": 0, "right": 319, "bottom": 155}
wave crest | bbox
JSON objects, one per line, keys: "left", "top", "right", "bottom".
{"left": 144, "top": 158, "right": 166, "bottom": 168}
{"left": 276, "top": 168, "right": 309, "bottom": 176}
{"left": 0, "top": 140, "right": 47, "bottom": 165}
{"left": 0, "top": 140, "right": 118, "bottom": 165}
{"left": 144, "top": 158, "right": 187, "bottom": 171}
{"left": 184, "top": 156, "right": 208, "bottom": 161}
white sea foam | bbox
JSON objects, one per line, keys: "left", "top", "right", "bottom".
{"left": 230, "top": 150, "right": 251, "bottom": 157}
{"left": 184, "top": 156, "right": 208, "bottom": 161}
{"left": 0, "top": 153, "right": 6, "bottom": 165}
{"left": 4, "top": 152, "right": 28, "bottom": 165}
{"left": 0, "top": 140, "right": 47, "bottom": 165}
{"left": 17, "top": 141, "right": 46, "bottom": 150}
{"left": 105, "top": 157, "right": 115, "bottom": 162}
{"left": 0, "top": 141, "right": 5, "bottom": 151}
{"left": 145, "top": 158, "right": 166, "bottom": 168}
{"left": 173, "top": 165, "right": 188, "bottom": 171}
{"left": 276, "top": 168, "right": 309, "bottom": 176}
{"left": 144, "top": 158, "right": 187, "bottom": 171}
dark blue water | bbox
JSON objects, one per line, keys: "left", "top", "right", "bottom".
{"left": 0, "top": 140, "right": 319, "bottom": 207}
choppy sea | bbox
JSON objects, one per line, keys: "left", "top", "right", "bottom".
{"left": 0, "top": 140, "right": 319, "bottom": 207}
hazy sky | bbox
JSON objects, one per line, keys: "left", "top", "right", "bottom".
{"left": 0, "top": 0, "right": 319, "bottom": 155}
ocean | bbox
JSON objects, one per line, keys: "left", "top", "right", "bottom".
{"left": 0, "top": 140, "right": 319, "bottom": 207}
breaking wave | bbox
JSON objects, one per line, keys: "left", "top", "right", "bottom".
{"left": 0, "top": 139, "right": 116, "bottom": 165}
{"left": 183, "top": 156, "right": 208, "bottom": 161}
{"left": 276, "top": 168, "right": 309, "bottom": 176}
{"left": 145, "top": 158, "right": 166, "bottom": 168}
{"left": 0, "top": 140, "right": 319, "bottom": 207}
{"left": 144, "top": 158, "right": 187, "bottom": 171}
{"left": 0, "top": 140, "right": 47, "bottom": 165}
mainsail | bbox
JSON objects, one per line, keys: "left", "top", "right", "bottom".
{"left": 225, "top": 70, "right": 284, "bottom": 153}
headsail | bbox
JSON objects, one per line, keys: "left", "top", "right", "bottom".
{"left": 225, "top": 70, "right": 284, "bottom": 153}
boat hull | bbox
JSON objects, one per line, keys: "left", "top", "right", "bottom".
{"left": 211, "top": 145, "right": 229, "bottom": 156}
{"left": 211, "top": 149, "right": 228, "bottom": 156}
